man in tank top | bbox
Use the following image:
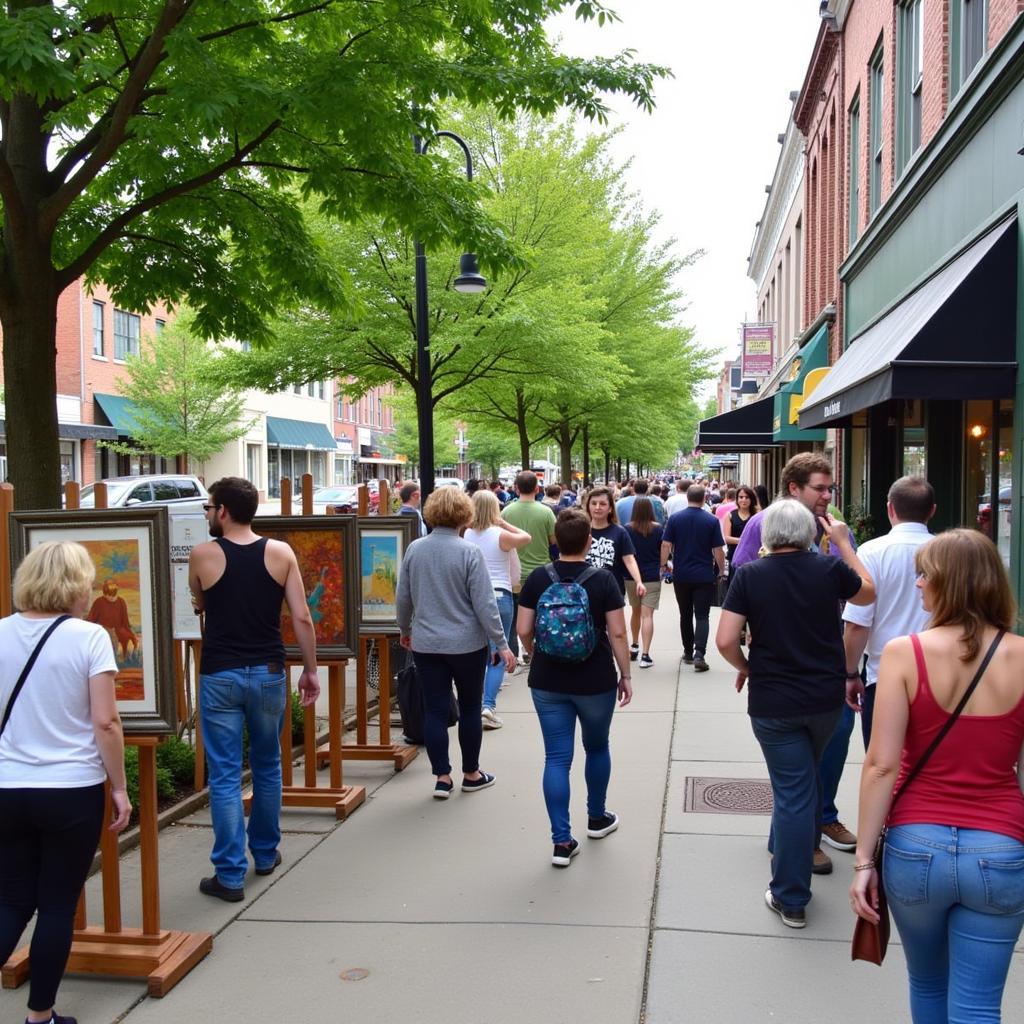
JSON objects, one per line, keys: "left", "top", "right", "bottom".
{"left": 189, "top": 477, "right": 320, "bottom": 902}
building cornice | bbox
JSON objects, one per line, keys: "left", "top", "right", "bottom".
{"left": 794, "top": 22, "right": 840, "bottom": 134}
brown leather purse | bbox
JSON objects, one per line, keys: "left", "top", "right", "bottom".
{"left": 852, "top": 630, "right": 1005, "bottom": 965}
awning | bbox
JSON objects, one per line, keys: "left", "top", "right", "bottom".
{"left": 800, "top": 218, "right": 1018, "bottom": 428}
{"left": 695, "top": 398, "right": 780, "bottom": 452}
{"left": 772, "top": 322, "right": 830, "bottom": 442}
{"left": 94, "top": 393, "right": 142, "bottom": 437}
{"left": 0, "top": 419, "right": 118, "bottom": 441}
{"left": 707, "top": 454, "right": 739, "bottom": 467}
{"left": 358, "top": 457, "right": 406, "bottom": 466}
{"left": 266, "top": 416, "right": 337, "bottom": 450}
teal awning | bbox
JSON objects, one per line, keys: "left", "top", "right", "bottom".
{"left": 94, "top": 393, "right": 142, "bottom": 437}
{"left": 266, "top": 416, "right": 337, "bottom": 450}
{"left": 772, "top": 325, "right": 830, "bottom": 442}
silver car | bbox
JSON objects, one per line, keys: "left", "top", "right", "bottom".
{"left": 75, "top": 474, "right": 209, "bottom": 511}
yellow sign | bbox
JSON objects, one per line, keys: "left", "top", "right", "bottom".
{"left": 788, "top": 367, "right": 830, "bottom": 424}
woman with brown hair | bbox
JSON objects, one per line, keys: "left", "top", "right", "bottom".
{"left": 723, "top": 485, "right": 760, "bottom": 578}
{"left": 624, "top": 497, "right": 664, "bottom": 668}
{"left": 582, "top": 486, "right": 646, "bottom": 599}
{"left": 851, "top": 529, "right": 1024, "bottom": 1021}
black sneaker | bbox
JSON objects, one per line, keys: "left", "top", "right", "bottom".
{"left": 433, "top": 779, "right": 454, "bottom": 799}
{"left": 764, "top": 887, "right": 806, "bottom": 929}
{"left": 461, "top": 771, "right": 496, "bottom": 793}
{"left": 552, "top": 839, "right": 580, "bottom": 867}
{"left": 587, "top": 811, "right": 619, "bottom": 839}
{"left": 629, "top": 644, "right": 639, "bottom": 662}
{"left": 254, "top": 851, "right": 282, "bottom": 876}
{"left": 682, "top": 651, "right": 694, "bottom": 665}
{"left": 199, "top": 875, "right": 244, "bottom": 903}
{"left": 639, "top": 653, "right": 653, "bottom": 669}
{"left": 693, "top": 656, "right": 709, "bottom": 672}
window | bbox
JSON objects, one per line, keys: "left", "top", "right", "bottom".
{"left": 113, "top": 309, "right": 140, "bottom": 360}
{"left": 293, "top": 384, "right": 302, "bottom": 396}
{"left": 92, "top": 301, "right": 105, "bottom": 357}
{"left": 155, "top": 318, "right": 165, "bottom": 336}
{"left": 317, "top": 381, "right": 325, "bottom": 400}
{"left": 951, "top": 0, "right": 988, "bottom": 96}
{"left": 307, "top": 382, "right": 316, "bottom": 398}
{"left": 377, "top": 398, "right": 383, "bottom": 426}
{"left": 127, "top": 482, "right": 153, "bottom": 503}
{"left": 59, "top": 440, "right": 76, "bottom": 484}
{"left": 897, "top": 1, "right": 924, "bottom": 176}
{"left": 175, "top": 479, "right": 201, "bottom": 498}
{"left": 869, "top": 47, "right": 884, "bottom": 215}
{"left": 152, "top": 481, "right": 179, "bottom": 501}
{"left": 246, "top": 444, "right": 261, "bottom": 489}
{"left": 849, "top": 96, "right": 861, "bottom": 245}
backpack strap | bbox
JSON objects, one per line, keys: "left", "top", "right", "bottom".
{"left": 544, "top": 563, "right": 559, "bottom": 585}
{"left": 575, "top": 565, "right": 600, "bottom": 587}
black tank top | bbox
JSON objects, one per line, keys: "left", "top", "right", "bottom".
{"left": 199, "top": 538, "right": 286, "bottom": 674}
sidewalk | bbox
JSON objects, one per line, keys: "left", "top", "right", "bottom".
{"left": 3, "top": 601, "right": 1023, "bottom": 1022}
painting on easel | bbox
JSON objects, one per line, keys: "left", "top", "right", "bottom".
{"left": 358, "top": 517, "right": 417, "bottom": 634}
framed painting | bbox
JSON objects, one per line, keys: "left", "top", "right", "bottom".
{"left": 358, "top": 516, "right": 417, "bottom": 634}
{"left": 9, "top": 508, "right": 176, "bottom": 735}
{"left": 254, "top": 516, "right": 359, "bottom": 660}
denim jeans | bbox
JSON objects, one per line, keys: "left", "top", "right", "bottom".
{"left": 413, "top": 648, "right": 488, "bottom": 776}
{"left": 531, "top": 687, "right": 617, "bottom": 844}
{"left": 200, "top": 665, "right": 287, "bottom": 888}
{"left": 819, "top": 702, "right": 855, "bottom": 826}
{"left": 885, "top": 824, "right": 1024, "bottom": 1023}
{"left": 483, "top": 590, "right": 514, "bottom": 711}
{"left": 671, "top": 579, "right": 713, "bottom": 657}
{"left": 750, "top": 707, "right": 842, "bottom": 910}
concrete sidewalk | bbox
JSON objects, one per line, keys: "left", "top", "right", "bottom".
{"left": 3, "top": 600, "right": 1023, "bottom": 1022}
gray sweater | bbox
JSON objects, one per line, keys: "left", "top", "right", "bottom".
{"left": 395, "top": 527, "right": 509, "bottom": 654}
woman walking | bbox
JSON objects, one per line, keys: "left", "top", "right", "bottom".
{"left": 396, "top": 487, "right": 517, "bottom": 798}
{"left": 517, "top": 509, "right": 632, "bottom": 867}
{"left": 582, "top": 487, "right": 646, "bottom": 598}
{"left": 465, "top": 490, "right": 532, "bottom": 730}
{"left": 723, "top": 485, "right": 760, "bottom": 579}
{"left": 0, "top": 542, "right": 132, "bottom": 1024}
{"left": 716, "top": 501, "right": 874, "bottom": 928}
{"left": 624, "top": 497, "right": 664, "bottom": 668}
{"left": 851, "top": 530, "right": 1024, "bottom": 1022}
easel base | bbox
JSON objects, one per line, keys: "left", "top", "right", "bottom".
{"left": 243, "top": 784, "right": 366, "bottom": 820}
{"left": 315, "top": 743, "right": 418, "bottom": 771}
{"left": 2, "top": 927, "right": 213, "bottom": 997}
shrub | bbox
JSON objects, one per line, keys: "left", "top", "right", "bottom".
{"left": 290, "top": 690, "right": 306, "bottom": 743}
{"left": 124, "top": 745, "right": 175, "bottom": 810}
{"left": 157, "top": 735, "right": 196, "bottom": 786}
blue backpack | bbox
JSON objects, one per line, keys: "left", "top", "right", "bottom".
{"left": 534, "top": 564, "right": 599, "bottom": 662}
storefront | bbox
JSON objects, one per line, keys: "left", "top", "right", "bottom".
{"left": 695, "top": 397, "right": 781, "bottom": 485}
{"left": 93, "top": 392, "right": 173, "bottom": 479}
{"left": 266, "top": 416, "right": 337, "bottom": 497}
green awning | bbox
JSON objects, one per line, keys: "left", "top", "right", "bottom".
{"left": 772, "top": 324, "right": 830, "bottom": 442}
{"left": 94, "top": 392, "right": 143, "bottom": 437}
{"left": 266, "top": 416, "right": 337, "bottom": 450}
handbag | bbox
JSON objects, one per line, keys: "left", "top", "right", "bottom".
{"left": 0, "top": 615, "right": 71, "bottom": 737}
{"left": 852, "top": 628, "right": 1006, "bottom": 965}
{"left": 395, "top": 655, "right": 459, "bottom": 746}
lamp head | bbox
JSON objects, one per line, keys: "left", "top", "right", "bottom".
{"left": 454, "top": 253, "right": 487, "bottom": 294}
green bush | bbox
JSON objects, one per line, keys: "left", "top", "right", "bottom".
{"left": 156, "top": 735, "right": 196, "bottom": 786}
{"left": 290, "top": 690, "right": 306, "bottom": 743}
{"left": 124, "top": 745, "right": 175, "bottom": 810}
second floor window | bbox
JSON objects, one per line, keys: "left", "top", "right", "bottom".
{"left": 897, "top": 0, "right": 924, "bottom": 176}
{"left": 849, "top": 96, "right": 861, "bottom": 245}
{"left": 952, "top": 0, "right": 988, "bottom": 96}
{"left": 869, "top": 47, "right": 884, "bottom": 215}
{"left": 92, "top": 301, "right": 104, "bottom": 357}
{"left": 113, "top": 309, "right": 140, "bottom": 360}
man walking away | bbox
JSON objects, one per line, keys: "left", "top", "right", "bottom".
{"left": 664, "top": 479, "right": 692, "bottom": 518}
{"left": 843, "top": 476, "right": 935, "bottom": 748}
{"left": 660, "top": 485, "right": 725, "bottom": 672}
{"left": 190, "top": 477, "right": 320, "bottom": 901}
{"left": 398, "top": 481, "right": 428, "bottom": 537}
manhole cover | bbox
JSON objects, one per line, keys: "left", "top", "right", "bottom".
{"left": 684, "top": 776, "right": 772, "bottom": 815}
{"left": 339, "top": 968, "right": 370, "bottom": 982}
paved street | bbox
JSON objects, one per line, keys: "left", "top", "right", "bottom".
{"left": 4, "top": 599, "right": 1024, "bottom": 1023}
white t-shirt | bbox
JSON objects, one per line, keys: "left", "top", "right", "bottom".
{"left": 842, "top": 522, "right": 933, "bottom": 686}
{"left": 464, "top": 526, "right": 513, "bottom": 592}
{"left": 0, "top": 614, "right": 118, "bottom": 787}
{"left": 664, "top": 493, "right": 689, "bottom": 517}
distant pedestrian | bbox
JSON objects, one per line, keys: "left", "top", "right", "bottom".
{"left": 517, "top": 509, "right": 632, "bottom": 867}
{"left": 754, "top": 484, "right": 770, "bottom": 511}
{"left": 722, "top": 486, "right": 759, "bottom": 578}
{"left": 396, "top": 487, "right": 516, "bottom": 799}
{"left": 664, "top": 479, "right": 692, "bottom": 518}
{"left": 190, "top": 477, "right": 320, "bottom": 901}
{"left": 397, "top": 480, "right": 427, "bottom": 537}
{"left": 624, "top": 497, "right": 664, "bottom": 668}
{"left": 542, "top": 483, "right": 562, "bottom": 512}
{"left": 583, "top": 486, "right": 646, "bottom": 597}
{"left": 714, "top": 487, "right": 738, "bottom": 526}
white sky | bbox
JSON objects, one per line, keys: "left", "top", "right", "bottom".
{"left": 549, "top": 0, "right": 822, "bottom": 376}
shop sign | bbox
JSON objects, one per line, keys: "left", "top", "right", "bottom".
{"left": 741, "top": 323, "right": 775, "bottom": 378}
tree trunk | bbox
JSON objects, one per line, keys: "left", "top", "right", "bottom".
{"left": 582, "top": 423, "right": 590, "bottom": 487}
{"left": 603, "top": 446, "right": 610, "bottom": 485}
{"left": 616, "top": 456, "right": 622, "bottom": 482}
{"left": 515, "top": 389, "right": 530, "bottom": 469}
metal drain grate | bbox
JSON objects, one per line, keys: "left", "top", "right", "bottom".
{"left": 684, "top": 776, "right": 773, "bottom": 815}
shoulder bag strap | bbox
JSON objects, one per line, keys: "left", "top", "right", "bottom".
{"left": 890, "top": 628, "right": 1006, "bottom": 813}
{"left": 0, "top": 614, "right": 71, "bottom": 738}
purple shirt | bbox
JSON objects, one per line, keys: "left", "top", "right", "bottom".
{"left": 732, "top": 505, "right": 854, "bottom": 568}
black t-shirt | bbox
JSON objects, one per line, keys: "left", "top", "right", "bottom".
{"left": 722, "top": 551, "right": 862, "bottom": 718}
{"left": 727, "top": 509, "right": 752, "bottom": 565}
{"left": 625, "top": 524, "right": 665, "bottom": 583}
{"left": 585, "top": 524, "right": 635, "bottom": 591}
{"left": 519, "top": 560, "right": 624, "bottom": 695}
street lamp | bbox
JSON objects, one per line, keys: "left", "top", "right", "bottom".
{"left": 413, "top": 129, "right": 486, "bottom": 501}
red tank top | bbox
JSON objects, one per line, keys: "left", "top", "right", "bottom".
{"left": 888, "top": 634, "right": 1024, "bottom": 842}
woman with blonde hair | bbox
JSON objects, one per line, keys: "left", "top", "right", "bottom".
{"left": 465, "top": 490, "right": 531, "bottom": 729}
{"left": 852, "top": 529, "right": 1024, "bottom": 1022}
{"left": 0, "top": 541, "right": 131, "bottom": 1024}
{"left": 397, "top": 487, "right": 517, "bottom": 798}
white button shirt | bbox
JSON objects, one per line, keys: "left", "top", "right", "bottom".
{"left": 841, "top": 521, "right": 933, "bottom": 686}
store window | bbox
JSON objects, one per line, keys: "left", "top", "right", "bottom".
{"left": 311, "top": 451, "right": 326, "bottom": 488}
{"left": 59, "top": 440, "right": 76, "bottom": 484}
{"left": 246, "top": 443, "right": 261, "bottom": 490}
{"left": 334, "top": 454, "right": 353, "bottom": 485}
{"left": 268, "top": 447, "right": 280, "bottom": 497}
{"left": 965, "top": 399, "right": 1014, "bottom": 566}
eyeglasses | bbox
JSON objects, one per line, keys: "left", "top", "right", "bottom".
{"left": 803, "top": 483, "right": 836, "bottom": 494}
{"left": 202, "top": 504, "right": 222, "bottom": 512}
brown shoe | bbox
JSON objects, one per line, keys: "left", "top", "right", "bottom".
{"left": 821, "top": 820, "right": 856, "bottom": 851}
{"left": 811, "top": 848, "right": 833, "bottom": 875}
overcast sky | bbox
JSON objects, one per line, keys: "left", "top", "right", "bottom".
{"left": 549, "top": 1, "right": 822, "bottom": 377}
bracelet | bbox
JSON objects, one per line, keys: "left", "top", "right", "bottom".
{"left": 853, "top": 861, "right": 875, "bottom": 871}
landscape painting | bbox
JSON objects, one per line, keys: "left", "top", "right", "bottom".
{"left": 358, "top": 518, "right": 416, "bottom": 633}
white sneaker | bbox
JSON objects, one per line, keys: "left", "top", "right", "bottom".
{"left": 481, "top": 707, "right": 504, "bottom": 730}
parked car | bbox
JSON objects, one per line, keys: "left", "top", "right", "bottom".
{"left": 73, "top": 474, "right": 209, "bottom": 511}
{"left": 310, "top": 485, "right": 359, "bottom": 515}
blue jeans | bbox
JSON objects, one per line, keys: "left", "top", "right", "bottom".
{"left": 750, "top": 707, "right": 842, "bottom": 910}
{"left": 200, "top": 665, "right": 287, "bottom": 888}
{"left": 531, "top": 687, "right": 617, "bottom": 844}
{"left": 483, "top": 590, "right": 514, "bottom": 711}
{"left": 819, "top": 702, "right": 855, "bottom": 826}
{"left": 885, "top": 825, "right": 1024, "bottom": 1023}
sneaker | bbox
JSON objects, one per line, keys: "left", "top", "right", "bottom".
{"left": 682, "top": 651, "right": 694, "bottom": 665}
{"left": 520, "top": 652, "right": 532, "bottom": 667}
{"left": 821, "top": 820, "right": 857, "bottom": 851}
{"left": 552, "top": 839, "right": 580, "bottom": 867}
{"left": 254, "top": 851, "right": 282, "bottom": 876}
{"left": 629, "top": 643, "right": 640, "bottom": 662}
{"left": 639, "top": 653, "right": 654, "bottom": 669}
{"left": 433, "top": 779, "right": 454, "bottom": 800}
{"left": 812, "top": 847, "right": 833, "bottom": 875}
{"left": 587, "top": 811, "right": 619, "bottom": 839}
{"left": 693, "top": 656, "right": 709, "bottom": 673}
{"left": 461, "top": 771, "right": 496, "bottom": 793}
{"left": 199, "top": 875, "right": 244, "bottom": 903}
{"left": 481, "top": 707, "right": 504, "bottom": 730}
{"left": 764, "top": 887, "right": 806, "bottom": 929}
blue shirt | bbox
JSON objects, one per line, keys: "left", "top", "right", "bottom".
{"left": 662, "top": 507, "right": 725, "bottom": 583}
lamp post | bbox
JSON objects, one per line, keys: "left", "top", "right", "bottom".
{"left": 413, "top": 130, "right": 487, "bottom": 501}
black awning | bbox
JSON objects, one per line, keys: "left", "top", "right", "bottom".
{"left": 800, "top": 218, "right": 1018, "bottom": 428}
{"left": 695, "top": 398, "right": 780, "bottom": 452}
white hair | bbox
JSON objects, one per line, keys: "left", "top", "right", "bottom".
{"left": 761, "top": 499, "right": 816, "bottom": 552}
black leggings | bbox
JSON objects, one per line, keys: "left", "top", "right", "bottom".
{"left": 0, "top": 784, "right": 105, "bottom": 1011}
{"left": 413, "top": 648, "right": 488, "bottom": 776}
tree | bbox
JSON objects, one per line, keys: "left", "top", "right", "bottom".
{"left": 386, "top": 389, "right": 457, "bottom": 472}
{"left": 102, "top": 316, "right": 252, "bottom": 467}
{"left": 0, "top": 1, "right": 667, "bottom": 508}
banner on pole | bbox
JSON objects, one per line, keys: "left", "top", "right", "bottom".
{"left": 741, "top": 323, "right": 775, "bottom": 378}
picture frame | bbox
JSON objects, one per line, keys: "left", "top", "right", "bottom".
{"left": 9, "top": 507, "right": 177, "bottom": 735}
{"left": 358, "top": 516, "right": 418, "bottom": 634}
{"left": 254, "top": 515, "right": 360, "bottom": 660}
{"left": 168, "top": 511, "right": 207, "bottom": 640}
